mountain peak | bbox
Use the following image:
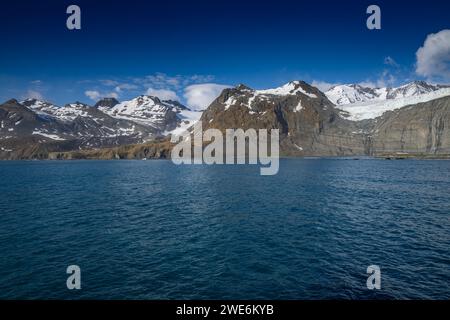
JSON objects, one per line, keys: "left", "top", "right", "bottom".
{"left": 162, "top": 99, "right": 189, "bottom": 110}
{"left": 4, "top": 98, "right": 19, "bottom": 105}
{"left": 94, "top": 97, "right": 119, "bottom": 109}
{"left": 135, "top": 95, "right": 162, "bottom": 105}
{"left": 65, "top": 101, "right": 90, "bottom": 108}
{"left": 256, "top": 81, "right": 318, "bottom": 98}
{"left": 235, "top": 84, "right": 252, "bottom": 91}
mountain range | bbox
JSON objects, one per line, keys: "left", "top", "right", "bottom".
{"left": 325, "top": 81, "right": 448, "bottom": 105}
{"left": 1, "top": 80, "right": 449, "bottom": 159}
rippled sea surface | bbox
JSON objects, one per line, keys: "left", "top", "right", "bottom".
{"left": 0, "top": 159, "right": 449, "bottom": 299}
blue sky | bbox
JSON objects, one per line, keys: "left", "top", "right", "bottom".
{"left": 0, "top": 0, "right": 449, "bottom": 108}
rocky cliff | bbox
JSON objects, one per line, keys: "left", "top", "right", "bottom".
{"left": 201, "top": 81, "right": 369, "bottom": 156}
{"left": 370, "top": 96, "right": 450, "bottom": 155}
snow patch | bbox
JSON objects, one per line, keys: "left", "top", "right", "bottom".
{"left": 165, "top": 109, "right": 202, "bottom": 136}
{"left": 32, "top": 130, "right": 66, "bottom": 141}
{"left": 294, "top": 100, "right": 303, "bottom": 112}
{"left": 224, "top": 97, "right": 237, "bottom": 111}
{"left": 256, "top": 81, "right": 317, "bottom": 98}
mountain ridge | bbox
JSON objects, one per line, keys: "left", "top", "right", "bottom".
{"left": 325, "top": 81, "right": 450, "bottom": 106}
{"left": 1, "top": 80, "right": 450, "bottom": 159}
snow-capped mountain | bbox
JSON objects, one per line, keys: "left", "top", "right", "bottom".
{"left": 325, "top": 81, "right": 450, "bottom": 121}
{"left": 200, "top": 81, "right": 357, "bottom": 156}
{"left": 0, "top": 96, "right": 197, "bottom": 155}
{"left": 98, "top": 95, "right": 200, "bottom": 134}
{"left": 17, "top": 98, "right": 157, "bottom": 144}
{"left": 325, "top": 84, "right": 381, "bottom": 105}
{"left": 20, "top": 96, "right": 200, "bottom": 139}
{"left": 216, "top": 81, "right": 328, "bottom": 114}
{"left": 255, "top": 80, "right": 320, "bottom": 98}
{"left": 100, "top": 95, "right": 177, "bottom": 129}
{"left": 335, "top": 88, "right": 450, "bottom": 121}
{"left": 386, "top": 81, "right": 443, "bottom": 99}
{"left": 325, "top": 81, "right": 444, "bottom": 106}
{"left": 94, "top": 97, "right": 119, "bottom": 109}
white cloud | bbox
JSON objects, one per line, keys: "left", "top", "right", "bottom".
{"left": 183, "top": 83, "right": 231, "bottom": 110}
{"left": 145, "top": 88, "right": 180, "bottom": 101}
{"left": 311, "top": 55, "right": 403, "bottom": 92}
{"left": 82, "top": 73, "right": 217, "bottom": 103}
{"left": 85, "top": 90, "right": 118, "bottom": 101}
{"left": 137, "top": 73, "right": 215, "bottom": 90}
{"left": 311, "top": 80, "right": 339, "bottom": 92}
{"left": 85, "top": 90, "right": 101, "bottom": 100}
{"left": 378, "top": 70, "right": 396, "bottom": 87}
{"left": 22, "top": 90, "right": 44, "bottom": 100}
{"left": 99, "top": 79, "right": 120, "bottom": 86}
{"left": 416, "top": 29, "right": 450, "bottom": 81}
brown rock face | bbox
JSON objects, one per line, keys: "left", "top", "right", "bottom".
{"left": 370, "top": 96, "right": 450, "bottom": 155}
{"left": 200, "top": 82, "right": 368, "bottom": 157}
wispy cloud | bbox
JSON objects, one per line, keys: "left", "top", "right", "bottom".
{"left": 114, "top": 83, "right": 139, "bottom": 93}
{"left": 85, "top": 90, "right": 118, "bottom": 101}
{"left": 133, "top": 73, "right": 215, "bottom": 90}
{"left": 384, "top": 56, "right": 399, "bottom": 68}
{"left": 22, "top": 89, "right": 44, "bottom": 100}
{"left": 82, "top": 73, "right": 217, "bottom": 103}
{"left": 145, "top": 88, "right": 179, "bottom": 101}
{"left": 312, "top": 68, "right": 399, "bottom": 92}
{"left": 311, "top": 80, "right": 339, "bottom": 91}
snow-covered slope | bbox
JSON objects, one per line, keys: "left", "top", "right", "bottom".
{"left": 101, "top": 96, "right": 173, "bottom": 128}
{"left": 21, "top": 96, "right": 196, "bottom": 139}
{"left": 100, "top": 95, "right": 199, "bottom": 134}
{"left": 324, "top": 81, "right": 450, "bottom": 121}
{"left": 325, "top": 84, "right": 384, "bottom": 105}
{"left": 22, "top": 99, "right": 61, "bottom": 119}
{"left": 159, "top": 99, "right": 201, "bottom": 135}
{"left": 165, "top": 109, "right": 202, "bottom": 136}
{"left": 337, "top": 87, "right": 450, "bottom": 121}
{"left": 386, "top": 81, "right": 443, "bottom": 99}
{"left": 23, "top": 99, "right": 101, "bottom": 122}
{"left": 20, "top": 98, "right": 161, "bottom": 142}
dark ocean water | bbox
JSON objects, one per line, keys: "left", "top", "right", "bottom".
{"left": 0, "top": 159, "right": 449, "bottom": 300}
